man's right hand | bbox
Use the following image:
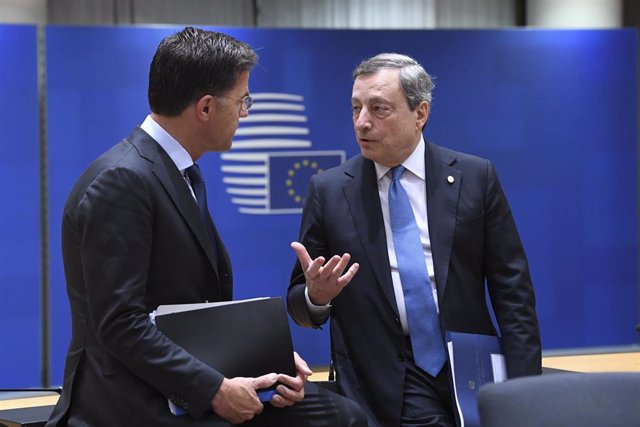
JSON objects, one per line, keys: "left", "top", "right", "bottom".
{"left": 211, "top": 373, "right": 278, "bottom": 424}
{"left": 291, "top": 241, "right": 359, "bottom": 306}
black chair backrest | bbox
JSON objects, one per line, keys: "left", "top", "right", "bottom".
{"left": 477, "top": 372, "right": 640, "bottom": 427}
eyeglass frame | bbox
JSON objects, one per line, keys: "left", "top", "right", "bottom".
{"left": 212, "top": 93, "right": 253, "bottom": 111}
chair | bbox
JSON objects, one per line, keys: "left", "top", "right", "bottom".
{"left": 477, "top": 372, "right": 640, "bottom": 427}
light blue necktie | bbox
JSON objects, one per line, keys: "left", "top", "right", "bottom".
{"left": 389, "top": 166, "right": 446, "bottom": 377}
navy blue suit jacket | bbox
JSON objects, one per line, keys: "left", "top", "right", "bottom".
{"left": 287, "top": 140, "right": 541, "bottom": 426}
{"left": 47, "top": 128, "right": 233, "bottom": 426}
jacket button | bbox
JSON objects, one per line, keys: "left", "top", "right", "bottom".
{"left": 398, "top": 352, "right": 405, "bottom": 362}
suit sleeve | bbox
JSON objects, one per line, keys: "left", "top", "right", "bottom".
{"left": 71, "top": 167, "right": 223, "bottom": 418}
{"left": 483, "top": 161, "right": 542, "bottom": 377}
{"left": 287, "top": 174, "right": 331, "bottom": 328}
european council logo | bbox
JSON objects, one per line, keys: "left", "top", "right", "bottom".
{"left": 221, "top": 93, "right": 345, "bottom": 215}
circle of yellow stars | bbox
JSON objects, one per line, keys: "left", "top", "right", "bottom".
{"left": 286, "top": 159, "right": 324, "bottom": 203}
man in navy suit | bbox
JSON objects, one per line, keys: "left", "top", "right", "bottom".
{"left": 47, "top": 27, "right": 365, "bottom": 427}
{"left": 287, "top": 53, "right": 541, "bottom": 426}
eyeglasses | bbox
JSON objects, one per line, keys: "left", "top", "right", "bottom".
{"left": 214, "top": 93, "right": 254, "bottom": 111}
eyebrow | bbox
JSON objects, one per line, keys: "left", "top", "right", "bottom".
{"left": 351, "top": 96, "right": 391, "bottom": 104}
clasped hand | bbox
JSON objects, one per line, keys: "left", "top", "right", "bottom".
{"left": 211, "top": 352, "right": 312, "bottom": 424}
{"left": 291, "top": 241, "right": 360, "bottom": 306}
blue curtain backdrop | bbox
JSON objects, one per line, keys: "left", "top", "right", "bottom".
{"left": 1, "top": 25, "right": 637, "bottom": 387}
{"left": 0, "top": 25, "right": 40, "bottom": 387}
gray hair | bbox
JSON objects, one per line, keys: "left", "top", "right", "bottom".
{"left": 352, "top": 53, "right": 434, "bottom": 110}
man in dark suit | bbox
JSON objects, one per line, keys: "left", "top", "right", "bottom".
{"left": 287, "top": 53, "right": 541, "bottom": 426}
{"left": 47, "top": 27, "right": 366, "bottom": 427}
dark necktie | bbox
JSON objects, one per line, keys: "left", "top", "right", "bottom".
{"left": 186, "top": 163, "right": 217, "bottom": 257}
{"left": 389, "top": 165, "right": 446, "bottom": 377}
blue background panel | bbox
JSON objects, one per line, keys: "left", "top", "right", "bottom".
{"left": 44, "top": 26, "right": 638, "bottom": 386}
{"left": 0, "top": 25, "right": 40, "bottom": 387}
{"left": 46, "top": 26, "right": 171, "bottom": 387}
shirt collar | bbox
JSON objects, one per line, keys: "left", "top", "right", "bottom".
{"left": 374, "top": 135, "right": 426, "bottom": 182}
{"left": 140, "top": 115, "right": 194, "bottom": 173}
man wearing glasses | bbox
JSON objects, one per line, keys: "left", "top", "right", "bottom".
{"left": 47, "top": 27, "right": 365, "bottom": 427}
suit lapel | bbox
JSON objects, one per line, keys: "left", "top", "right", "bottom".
{"left": 127, "top": 128, "right": 220, "bottom": 280}
{"left": 342, "top": 157, "right": 399, "bottom": 317}
{"left": 425, "top": 141, "right": 461, "bottom": 297}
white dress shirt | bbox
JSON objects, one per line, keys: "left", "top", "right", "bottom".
{"left": 375, "top": 137, "right": 438, "bottom": 335}
{"left": 140, "top": 115, "right": 196, "bottom": 199}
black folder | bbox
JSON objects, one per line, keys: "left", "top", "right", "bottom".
{"left": 154, "top": 297, "right": 296, "bottom": 380}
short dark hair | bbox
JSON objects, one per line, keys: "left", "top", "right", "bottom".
{"left": 148, "top": 27, "right": 257, "bottom": 116}
{"left": 353, "top": 53, "right": 434, "bottom": 110}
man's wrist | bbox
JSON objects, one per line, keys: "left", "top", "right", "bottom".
{"left": 305, "top": 287, "right": 331, "bottom": 325}
{"left": 305, "top": 286, "right": 331, "bottom": 309}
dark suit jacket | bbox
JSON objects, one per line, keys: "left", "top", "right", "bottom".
{"left": 47, "top": 128, "right": 233, "bottom": 426}
{"left": 287, "top": 140, "right": 541, "bottom": 427}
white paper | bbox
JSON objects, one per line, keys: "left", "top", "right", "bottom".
{"left": 490, "top": 353, "right": 507, "bottom": 383}
{"left": 447, "top": 341, "right": 466, "bottom": 427}
{"left": 156, "top": 297, "right": 269, "bottom": 317}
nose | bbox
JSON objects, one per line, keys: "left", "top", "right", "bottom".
{"left": 239, "top": 107, "right": 249, "bottom": 118}
{"left": 354, "top": 107, "right": 372, "bottom": 131}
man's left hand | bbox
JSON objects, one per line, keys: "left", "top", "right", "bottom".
{"left": 270, "top": 351, "right": 312, "bottom": 408}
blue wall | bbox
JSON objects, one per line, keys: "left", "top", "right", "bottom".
{"left": 0, "top": 25, "right": 40, "bottom": 387}
{"left": 0, "top": 25, "right": 637, "bottom": 387}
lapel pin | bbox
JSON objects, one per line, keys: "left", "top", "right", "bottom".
{"left": 447, "top": 175, "right": 455, "bottom": 184}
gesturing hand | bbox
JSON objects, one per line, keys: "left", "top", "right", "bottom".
{"left": 291, "top": 241, "right": 359, "bottom": 306}
{"left": 211, "top": 373, "right": 277, "bottom": 424}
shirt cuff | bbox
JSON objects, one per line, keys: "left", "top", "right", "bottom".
{"left": 305, "top": 286, "right": 331, "bottom": 323}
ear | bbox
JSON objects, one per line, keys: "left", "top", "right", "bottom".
{"left": 195, "top": 94, "right": 215, "bottom": 121}
{"left": 415, "top": 101, "right": 429, "bottom": 131}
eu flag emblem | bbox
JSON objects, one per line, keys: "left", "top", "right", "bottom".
{"left": 268, "top": 152, "right": 343, "bottom": 210}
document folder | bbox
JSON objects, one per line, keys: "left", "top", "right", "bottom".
{"left": 446, "top": 331, "right": 507, "bottom": 427}
{"left": 154, "top": 297, "right": 296, "bottom": 391}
